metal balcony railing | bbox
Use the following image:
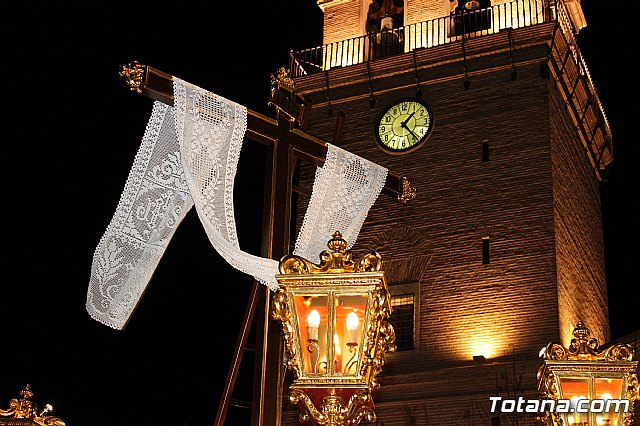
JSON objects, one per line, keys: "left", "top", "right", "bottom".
{"left": 289, "top": 0, "right": 552, "bottom": 77}
{"left": 286, "top": 0, "right": 612, "bottom": 171}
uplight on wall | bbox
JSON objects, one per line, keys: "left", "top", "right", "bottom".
{"left": 473, "top": 355, "right": 488, "bottom": 364}
{"left": 470, "top": 339, "right": 495, "bottom": 360}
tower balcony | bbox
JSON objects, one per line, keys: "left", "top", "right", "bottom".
{"left": 284, "top": 0, "right": 612, "bottom": 177}
{"left": 291, "top": 0, "right": 571, "bottom": 77}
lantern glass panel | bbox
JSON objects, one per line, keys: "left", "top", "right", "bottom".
{"left": 294, "top": 294, "right": 329, "bottom": 375}
{"left": 334, "top": 293, "right": 369, "bottom": 376}
{"left": 594, "top": 378, "right": 624, "bottom": 426}
{"left": 560, "top": 377, "right": 590, "bottom": 425}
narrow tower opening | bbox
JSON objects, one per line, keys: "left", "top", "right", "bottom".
{"left": 482, "top": 236, "right": 490, "bottom": 264}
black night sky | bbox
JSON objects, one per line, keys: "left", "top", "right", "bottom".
{"left": 2, "top": 1, "right": 638, "bottom": 426}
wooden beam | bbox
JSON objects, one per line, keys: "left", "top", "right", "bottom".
{"left": 122, "top": 63, "right": 412, "bottom": 200}
{"left": 117, "top": 61, "right": 416, "bottom": 426}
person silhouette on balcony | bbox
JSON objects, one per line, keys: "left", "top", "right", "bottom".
{"left": 367, "top": 0, "right": 404, "bottom": 59}
{"left": 367, "top": 0, "right": 404, "bottom": 31}
{"left": 449, "top": 0, "right": 492, "bottom": 37}
{"left": 373, "top": 16, "right": 401, "bottom": 59}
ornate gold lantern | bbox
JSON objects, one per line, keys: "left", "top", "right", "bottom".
{"left": 272, "top": 231, "right": 396, "bottom": 425}
{"left": 538, "top": 321, "right": 639, "bottom": 426}
{"left": 0, "top": 385, "right": 65, "bottom": 426}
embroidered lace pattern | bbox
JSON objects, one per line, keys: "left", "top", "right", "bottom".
{"left": 294, "top": 144, "right": 388, "bottom": 262}
{"left": 86, "top": 102, "right": 193, "bottom": 330}
{"left": 86, "top": 78, "right": 388, "bottom": 330}
{"left": 172, "top": 78, "right": 280, "bottom": 290}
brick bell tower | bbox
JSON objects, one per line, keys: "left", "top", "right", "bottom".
{"left": 275, "top": 0, "right": 613, "bottom": 424}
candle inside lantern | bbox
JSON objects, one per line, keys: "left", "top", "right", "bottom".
{"left": 307, "top": 309, "right": 320, "bottom": 341}
{"left": 346, "top": 311, "right": 359, "bottom": 344}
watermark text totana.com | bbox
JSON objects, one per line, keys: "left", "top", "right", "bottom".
{"left": 489, "top": 396, "right": 631, "bottom": 414}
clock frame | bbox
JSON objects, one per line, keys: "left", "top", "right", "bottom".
{"left": 374, "top": 98, "right": 434, "bottom": 154}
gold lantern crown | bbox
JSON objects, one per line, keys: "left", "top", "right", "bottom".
{"left": 0, "top": 385, "right": 66, "bottom": 426}
{"left": 538, "top": 322, "right": 639, "bottom": 426}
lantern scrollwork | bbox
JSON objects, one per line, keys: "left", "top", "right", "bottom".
{"left": 272, "top": 231, "right": 396, "bottom": 425}
{"left": 537, "top": 321, "right": 639, "bottom": 426}
{"left": 0, "top": 385, "right": 65, "bottom": 426}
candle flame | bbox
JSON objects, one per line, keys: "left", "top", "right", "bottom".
{"left": 308, "top": 310, "right": 320, "bottom": 327}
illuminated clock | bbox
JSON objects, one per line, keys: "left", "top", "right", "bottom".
{"left": 375, "top": 98, "right": 434, "bottom": 153}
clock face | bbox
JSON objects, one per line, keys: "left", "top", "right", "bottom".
{"left": 375, "top": 98, "right": 434, "bottom": 153}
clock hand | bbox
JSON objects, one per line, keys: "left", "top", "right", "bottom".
{"left": 400, "top": 111, "right": 416, "bottom": 127}
{"left": 400, "top": 121, "right": 420, "bottom": 140}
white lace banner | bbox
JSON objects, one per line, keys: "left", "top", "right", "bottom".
{"left": 172, "top": 78, "right": 281, "bottom": 289}
{"left": 86, "top": 78, "right": 388, "bottom": 330}
{"left": 293, "top": 144, "right": 388, "bottom": 263}
{"left": 86, "top": 102, "right": 193, "bottom": 330}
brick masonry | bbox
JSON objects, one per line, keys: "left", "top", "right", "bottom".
{"left": 279, "top": 10, "right": 613, "bottom": 426}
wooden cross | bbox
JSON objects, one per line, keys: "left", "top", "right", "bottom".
{"left": 118, "top": 61, "right": 416, "bottom": 425}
